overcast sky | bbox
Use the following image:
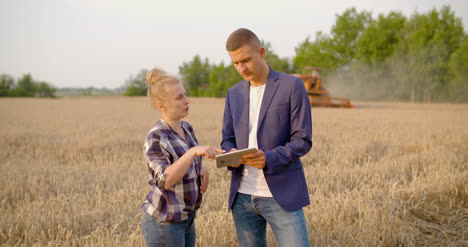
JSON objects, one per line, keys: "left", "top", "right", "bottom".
{"left": 1, "top": 0, "right": 466, "bottom": 88}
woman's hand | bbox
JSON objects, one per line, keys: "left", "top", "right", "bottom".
{"left": 191, "top": 146, "right": 225, "bottom": 160}
{"left": 200, "top": 166, "right": 209, "bottom": 193}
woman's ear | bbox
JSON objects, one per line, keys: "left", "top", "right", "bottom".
{"left": 157, "top": 100, "right": 165, "bottom": 111}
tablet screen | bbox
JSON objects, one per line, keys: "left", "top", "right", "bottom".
{"left": 215, "top": 148, "right": 257, "bottom": 168}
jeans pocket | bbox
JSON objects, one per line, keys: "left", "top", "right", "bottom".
{"left": 141, "top": 213, "right": 164, "bottom": 245}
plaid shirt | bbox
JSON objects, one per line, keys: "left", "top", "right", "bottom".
{"left": 141, "top": 120, "right": 202, "bottom": 222}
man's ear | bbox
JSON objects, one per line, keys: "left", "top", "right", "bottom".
{"left": 259, "top": 47, "right": 266, "bottom": 59}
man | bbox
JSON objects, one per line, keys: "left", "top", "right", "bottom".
{"left": 221, "top": 28, "right": 313, "bottom": 247}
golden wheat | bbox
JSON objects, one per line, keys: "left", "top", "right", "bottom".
{"left": 0, "top": 97, "right": 466, "bottom": 246}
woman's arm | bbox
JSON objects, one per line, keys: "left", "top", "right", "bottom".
{"left": 163, "top": 146, "right": 223, "bottom": 189}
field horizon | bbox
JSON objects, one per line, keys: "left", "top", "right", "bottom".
{"left": 1, "top": 97, "right": 466, "bottom": 246}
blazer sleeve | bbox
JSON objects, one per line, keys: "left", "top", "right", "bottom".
{"left": 263, "top": 78, "right": 312, "bottom": 174}
{"left": 221, "top": 90, "right": 237, "bottom": 153}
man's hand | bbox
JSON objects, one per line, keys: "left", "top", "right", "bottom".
{"left": 240, "top": 149, "right": 266, "bottom": 169}
{"left": 200, "top": 166, "right": 209, "bottom": 193}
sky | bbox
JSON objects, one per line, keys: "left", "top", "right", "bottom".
{"left": 1, "top": 0, "right": 467, "bottom": 89}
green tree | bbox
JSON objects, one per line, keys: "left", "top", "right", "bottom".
{"left": 330, "top": 8, "right": 372, "bottom": 68}
{"left": 83, "top": 87, "right": 93, "bottom": 96}
{"left": 294, "top": 5, "right": 466, "bottom": 102}
{"left": 12, "top": 74, "right": 36, "bottom": 97}
{"left": 355, "top": 11, "right": 407, "bottom": 65}
{"left": 336, "top": 12, "right": 408, "bottom": 101}
{"left": 179, "top": 55, "right": 211, "bottom": 96}
{"left": 206, "top": 62, "right": 242, "bottom": 97}
{"left": 262, "top": 41, "right": 293, "bottom": 73}
{"left": 35, "top": 81, "right": 56, "bottom": 98}
{"left": 0, "top": 74, "right": 15, "bottom": 97}
{"left": 391, "top": 5, "right": 465, "bottom": 102}
{"left": 293, "top": 33, "right": 337, "bottom": 74}
{"left": 293, "top": 8, "right": 371, "bottom": 74}
{"left": 124, "top": 69, "right": 148, "bottom": 96}
{"left": 446, "top": 36, "right": 468, "bottom": 101}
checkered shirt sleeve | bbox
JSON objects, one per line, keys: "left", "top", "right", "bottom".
{"left": 141, "top": 120, "right": 202, "bottom": 222}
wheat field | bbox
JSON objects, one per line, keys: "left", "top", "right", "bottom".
{"left": 0, "top": 97, "right": 466, "bottom": 247}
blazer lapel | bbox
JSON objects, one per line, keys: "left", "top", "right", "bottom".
{"left": 257, "top": 68, "right": 280, "bottom": 131}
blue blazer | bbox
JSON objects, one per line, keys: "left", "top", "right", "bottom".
{"left": 221, "top": 68, "right": 312, "bottom": 212}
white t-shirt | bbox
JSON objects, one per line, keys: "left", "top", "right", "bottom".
{"left": 237, "top": 84, "right": 273, "bottom": 197}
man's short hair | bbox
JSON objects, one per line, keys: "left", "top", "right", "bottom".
{"left": 226, "top": 28, "right": 261, "bottom": 51}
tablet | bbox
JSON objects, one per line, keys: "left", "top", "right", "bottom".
{"left": 215, "top": 148, "right": 257, "bottom": 168}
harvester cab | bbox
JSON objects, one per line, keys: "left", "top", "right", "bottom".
{"left": 294, "top": 67, "right": 354, "bottom": 108}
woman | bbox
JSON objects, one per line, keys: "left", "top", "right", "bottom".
{"left": 141, "top": 67, "right": 223, "bottom": 247}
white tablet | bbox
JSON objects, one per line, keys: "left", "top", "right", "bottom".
{"left": 215, "top": 148, "right": 257, "bottom": 168}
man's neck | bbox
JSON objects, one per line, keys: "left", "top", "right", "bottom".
{"left": 250, "top": 65, "right": 270, "bottom": 87}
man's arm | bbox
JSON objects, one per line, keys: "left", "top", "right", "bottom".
{"left": 262, "top": 78, "right": 312, "bottom": 174}
{"left": 221, "top": 91, "right": 242, "bottom": 170}
{"left": 221, "top": 91, "right": 237, "bottom": 153}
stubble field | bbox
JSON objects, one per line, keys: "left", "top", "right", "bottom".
{"left": 0, "top": 97, "right": 467, "bottom": 246}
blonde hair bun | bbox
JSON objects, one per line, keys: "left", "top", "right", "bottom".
{"left": 146, "top": 67, "right": 168, "bottom": 87}
{"left": 146, "top": 67, "right": 182, "bottom": 109}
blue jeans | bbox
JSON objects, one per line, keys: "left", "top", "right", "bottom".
{"left": 141, "top": 213, "right": 196, "bottom": 247}
{"left": 232, "top": 193, "right": 310, "bottom": 247}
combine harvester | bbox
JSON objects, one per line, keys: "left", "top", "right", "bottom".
{"left": 294, "top": 67, "right": 354, "bottom": 108}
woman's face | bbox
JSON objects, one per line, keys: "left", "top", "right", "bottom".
{"left": 161, "top": 82, "right": 190, "bottom": 121}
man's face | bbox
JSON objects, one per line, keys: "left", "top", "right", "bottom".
{"left": 228, "top": 43, "right": 266, "bottom": 83}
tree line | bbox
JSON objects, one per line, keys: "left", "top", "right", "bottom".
{"left": 1, "top": 6, "right": 465, "bottom": 102}
{"left": 296, "top": 5, "right": 467, "bottom": 102}
{"left": 124, "top": 40, "right": 293, "bottom": 98}
{"left": 125, "top": 6, "right": 466, "bottom": 102}
{"left": 0, "top": 74, "right": 56, "bottom": 98}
